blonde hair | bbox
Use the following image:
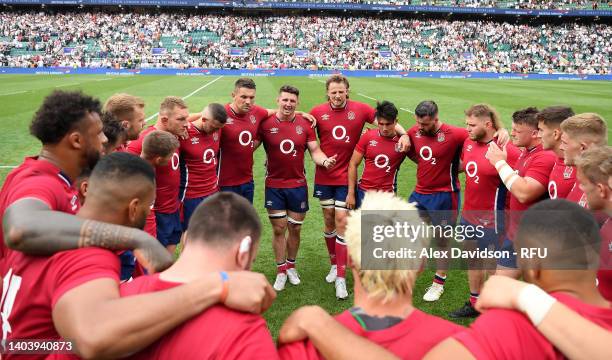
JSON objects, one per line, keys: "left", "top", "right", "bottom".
{"left": 346, "top": 191, "right": 429, "bottom": 303}
{"left": 159, "top": 96, "right": 187, "bottom": 115}
{"left": 576, "top": 146, "right": 612, "bottom": 186}
{"left": 103, "top": 93, "right": 144, "bottom": 122}
{"left": 560, "top": 113, "right": 608, "bottom": 146}
{"left": 464, "top": 103, "right": 503, "bottom": 130}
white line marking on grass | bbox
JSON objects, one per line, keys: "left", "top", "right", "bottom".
{"left": 0, "top": 90, "right": 28, "bottom": 96}
{"left": 357, "top": 93, "right": 377, "bottom": 101}
{"left": 55, "top": 82, "right": 81, "bottom": 88}
{"left": 400, "top": 107, "right": 414, "bottom": 114}
{"left": 96, "top": 78, "right": 112, "bottom": 82}
{"left": 0, "top": 165, "right": 18, "bottom": 168}
{"left": 145, "top": 75, "right": 224, "bottom": 123}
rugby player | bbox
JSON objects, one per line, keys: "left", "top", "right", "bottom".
{"left": 536, "top": 106, "right": 576, "bottom": 199}
{"left": 278, "top": 191, "right": 462, "bottom": 359}
{"left": 486, "top": 107, "right": 556, "bottom": 277}
{"left": 346, "top": 101, "right": 405, "bottom": 209}
{"left": 559, "top": 113, "right": 608, "bottom": 207}
{"left": 256, "top": 85, "right": 336, "bottom": 291}
{"left": 310, "top": 75, "right": 409, "bottom": 299}
{"left": 449, "top": 104, "right": 520, "bottom": 317}
{"left": 128, "top": 96, "right": 189, "bottom": 255}
{"left": 179, "top": 103, "right": 227, "bottom": 229}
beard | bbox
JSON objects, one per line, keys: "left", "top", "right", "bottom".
{"left": 134, "top": 212, "right": 147, "bottom": 230}
{"left": 83, "top": 147, "right": 102, "bottom": 174}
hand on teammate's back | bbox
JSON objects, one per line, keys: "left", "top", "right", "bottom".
{"left": 475, "top": 275, "right": 527, "bottom": 313}
{"left": 324, "top": 154, "right": 338, "bottom": 169}
{"left": 133, "top": 234, "right": 175, "bottom": 273}
{"left": 224, "top": 271, "right": 277, "bottom": 314}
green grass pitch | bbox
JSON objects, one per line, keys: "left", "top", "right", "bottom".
{"left": 1, "top": 74, "right": 611, "bottom": 337}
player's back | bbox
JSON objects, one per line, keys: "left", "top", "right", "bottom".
{"left": 121, "top": 274, "right": 278, "bottom": 360}
{"left": 453, "top": 292, "right": 612, "bottom": 359}
{"left": 128, "top": 126, "right": 180, "bottom": 213}
{"left": 278, "top": 308, "right": 462, "bottom": 360}
{"left": 1, "top": 247, "right": 119, "bottom": 360}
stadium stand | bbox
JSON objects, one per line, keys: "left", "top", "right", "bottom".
{"left": 0, "top": 11, "right": 609, "bottom": 74}
{"left": 271, "top": 0, "right": 612, "bottom": 10}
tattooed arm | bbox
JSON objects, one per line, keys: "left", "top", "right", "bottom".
{"left": 3, "top": 198, "right": 171, "bottom": 272}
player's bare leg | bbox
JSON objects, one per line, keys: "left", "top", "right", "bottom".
{"left": 286, "top": 211, "right": 306, "bottom": 286}
{"left": 166, "top": 244, "right": 177, "bottom": 257}
{"left": 334, "top": 206, "right": 349, "bottom": 300}
{"left": 269, "top": 210, "right": 289, "bottom": 291}
{"left": 450, "top": 239, "right": 484, "bottom": 317}
{"left": 423, "top": 235, "right": 450, "bottom": 302}
{"left": 321, "top": 201, "right": 337, "bottom": 283}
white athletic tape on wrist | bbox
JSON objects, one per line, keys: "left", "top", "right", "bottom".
{"left": 517, "top": 284, "right": 557, "bottom": 326}
{"left": 495, "top": 160, "right": 519, "bottom": 191}
{"left": 287, "top": 217, "right": 304, "bottom": 225}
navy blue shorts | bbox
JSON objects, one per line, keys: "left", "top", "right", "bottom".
{"left": 155, "top": 210, "right": 182, "bottom": 247}
{"left": 265, "top": 186, "right": 309, "bottom": 213}
{"left": 408, "top": 191, "right": 460, "bottom": 226}
{"left": 119, "top": 251, "right": 135, "bottom": 281}
{"left": 220, "top": 180, "right": 254, "bottom": 204}
{"left": 182, "top": 193, "right": 215, "bottom": 230}
{"left": 313, "top": 184, "right": 349, "bottom": 209}
{"left": 354, "top": 187, "right": 366, "bottom": 209}
{"left": 496, "top": 237, "right": 518, "bottom": 268}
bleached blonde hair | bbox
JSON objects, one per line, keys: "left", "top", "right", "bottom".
{"left": 346, "top": 191, "right": 430, "bottom": 303}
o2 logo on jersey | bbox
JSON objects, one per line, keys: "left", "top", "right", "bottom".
{"left": 202, "top": 149, "right": 216, "bottom": 164}
{"left": 171, "top": 153, "right": 180, "bottom": 170}
{"left": 548, "top": 181, "right": 558, "bottom": 199}
{"left": 238, "top": 130, "right": 253, "bottom": 148}
{"left": 465, "top": 161, "right": 479, "bottom": 184}
{"left": 419, "top": 146, "right": 437, "bottom": 165}
{"left": 1, "top": 269, "right": 22, "bottom": 346}
{"left": 332, "top": 125, "right": 350, "bottom": 143}
{"left": 374, "top": 154, "right": 391, "bottom": 173}
{"left": 280, "top": 139, "right": 297, "bottom": 157}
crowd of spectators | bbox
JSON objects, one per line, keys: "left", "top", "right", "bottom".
{"left": 1, "top": 11, "right": 610, "bottom": 74}
{"left": 270, "top": 0, "right": 612, "bottom": 10}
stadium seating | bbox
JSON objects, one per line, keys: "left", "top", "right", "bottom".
{"left": 0, "top": 12, "right": 610, "bottom": 74}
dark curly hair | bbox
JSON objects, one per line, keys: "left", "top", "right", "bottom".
{"left": 30, "top": 90, "right": 102, "bottom": 144}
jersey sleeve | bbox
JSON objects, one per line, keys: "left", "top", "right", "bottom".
{"left": 278, "top": 340, "right": 321, "bottom": 360}
{"left": 354, "top": 131, "right": 369, "bottom": 154}
{"left": 452, "top": 309, "right": 555, "bottom": 359}
{"left": 126, "top": 137, "right": 143, "bottom": 156}
{"left": 7, "top": 176, "right": 61, "bottom": 210}
{"left": 524, "top": 152, "right": 556, "bottom": 186}
{"left": 363, "top": 103, "right": 376, "bottom": 124}
{"left": 306, "top": 122, "right": 317, "bottom": 143}
{"left": 218, "top": 315, "right": 279, "bottom": 360}
{"left": 51, "top": 248, "right": 120, "bottom": 307}
{"left": 255, "top": 105, "right": 270, "bottom": 120}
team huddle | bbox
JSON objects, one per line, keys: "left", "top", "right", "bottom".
{"left": 0, "top": 74, "right": 610, "bottom": 359}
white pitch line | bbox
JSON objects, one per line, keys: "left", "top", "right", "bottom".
{"left": 400, "top": 107, "right": 414, "bottom": 114}
{"left": 96, "top": 78, "right": 112, "bottom": 82}
{"left": 0, "top": 90, "right": 28, "bottom": 96}
{"left": 145, "top": 75, "right": 224, "bottom": 123}
{"left": 0, "top": 165, "right": 18, "bottom": 168}
{"left": 55, "top": 82, "right": 80, "bottom": 88}
{"left": 357, "top": 92, "right": 377, "bottom": 101}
